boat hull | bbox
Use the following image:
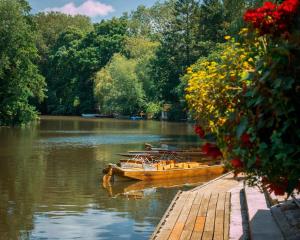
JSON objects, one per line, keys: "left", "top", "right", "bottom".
{"left": 110, "top": 164, "right": 226, "bottom": 181}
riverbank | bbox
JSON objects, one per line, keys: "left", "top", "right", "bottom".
{"left": 151, "top": 173, "right": 300, "bottom": 240}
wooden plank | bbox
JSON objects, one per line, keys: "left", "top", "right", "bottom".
{"left": 193, "top": 191, "right": 203, "bottom": 205}
{"left": 202, "top": 193, "right": 218, "bottom": 240}
{"left": 190, "top": 193, "right": 211, "bottom": 239}
{"left": 212, "top": 232, "right": 223, "bottom": 240}
{"left": 223, "top": 192, "right": 231, "bottom": 240}
{"left": 162, "top": 192, "right": 190, "bottom": 231}
{"left": 198, "top": 193, "right": 211, "bottom": 217}
{"left": 180, "top": 193, "right": 202, "bottom": 240}
{"left": 213, "top": 192, "right": 226, "bottom": 240}
{"left": 190, "top": 231, "right": 202, "bottom": 240}
{"left": 169, "top": 222, "right": 185, "bottom": 240}
{"left": 179, "top": 229, "right": 192, "bottom": 240}
{"left": 194, "top": 216, "right": 206, "bottom": 232}
{"left": 180, "top": 205, "right": 200, "bottom": 234}
{"left": 202, "top": 231, "right": 214, "bottom": 240}
{"left": 169, "top": 192, "right": 197, "bottom": 240}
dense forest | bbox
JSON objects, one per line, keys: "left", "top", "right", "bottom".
{"left": 0, "top": 0, "right": 264, "bottom": 125}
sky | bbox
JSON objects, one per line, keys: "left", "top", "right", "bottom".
{"left": 28, "top": 0, "right": 158, "bottom": 22}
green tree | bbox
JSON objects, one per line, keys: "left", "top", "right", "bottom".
{"left": 94, "top": 37, "right": 160, "bottom": 116}
{"left": 123, "top": 37, "right": 159, "bottom": 99}
{"left": 151, "top": 0, "right": 201, "bottom": 104}
{"left": 34, "top": 12, "right": 93, "bottom": 61}
{"left": 45, "top": 18, "right": 128, "bottom": 115}
{"left": 126, "top": 1, "right": 175, "bottom": 40}
{"left": 45, "top": 28, "right": 85, "bottom": 114}
{"left": 198, "top": 0, "right": 227, "bottom": 43}
{"left": 94, "top": 54, "right": 145, "bottom": 115}
{"left": 76, "top": 18, "right": 128, "bottom": 113}
{"left": 34, "top": 12, "right": 93, "bottom": 113}
{"left": 0, "top": 0, "right": 46, "bottom": 125}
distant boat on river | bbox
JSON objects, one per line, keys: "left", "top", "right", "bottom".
{"left": 81, "top": 114, "right": 101, "bottom": 118}
{"left": 130, "top": 116, "right": 143, "bottom": 120}
{"left": 81, "top": 114, "right": 115, "bottom": 118}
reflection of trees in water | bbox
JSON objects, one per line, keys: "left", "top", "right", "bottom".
{"left": 0, "top": 126, "right": 46, "bottom": 239}
{"left": 39, "top": 147, "right": 99, "bottom": 207}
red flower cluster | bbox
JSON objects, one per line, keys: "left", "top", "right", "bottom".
{"left": 231, "top": 158, "right": 243, "bottom": 169}
{"left": 201, "top": 143, "right": 223, "bottom": 159}
{"left": 194, "top": 125, "right": 205, "bottom": 138}
{"left": 244, "top": 0, "right": 299, "bottom": 36}
{"left": 262, "top": 177, "right": 288, "bottom": 196}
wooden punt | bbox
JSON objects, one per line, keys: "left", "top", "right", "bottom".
{"left": 105, "top": 163, "right": 225, "bottom": 181}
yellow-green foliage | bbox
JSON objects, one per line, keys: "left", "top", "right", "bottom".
{"left": 185, "top": 37, "right": 254, "bottom": 133}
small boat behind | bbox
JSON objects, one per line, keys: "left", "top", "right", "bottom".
{"left": 130, "top": 116, "right": 143, "bottom": 120}
{"left": 81, "top": 113, "right": 101, "bottom": 118}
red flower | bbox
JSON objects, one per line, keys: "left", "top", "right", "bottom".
{"left": 263, "top": 2, "right": 277, "bottom": 10}
{"left": 278, "top": 0, "right": 299, "bottom": 13}
{"left": 201, "top": 143, "right": 223, "bottom": 159}
{"left": 243, "top": 0, "right": 299, "bottom": 37}
{"left": 194, "top": 125, "right": 205, "bottom": 138}
{"left": 231, "top": 158, "right": 243, "bottom": 168}
{"left": 240, "top": 133, "right": 252, "bottom": 147}
{"left": 262, "top": 177, "right": 288, "bottom": 196}
{"left": 207, "top": 148, "right": 222, "bottom": 159}
{"left": 267, "top": 183, "right": 287, "bottom": 196}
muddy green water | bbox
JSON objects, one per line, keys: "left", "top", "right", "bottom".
{"left": 0, "top": 116, "right": 217, "bottom": 240}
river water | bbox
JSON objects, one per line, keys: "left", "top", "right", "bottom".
{"left": 0, "top": 116, "right": 218, "bottom": 240}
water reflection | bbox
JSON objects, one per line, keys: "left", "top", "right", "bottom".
{"left": 0, "top": 116, "right": 211, "bottom": 239}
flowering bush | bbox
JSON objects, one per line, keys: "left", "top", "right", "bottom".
{"left": 186, "top": 0, "right": 300, "bottom": 196}
{"left": 185, "top": 39, "right": 254, "bottom": 134}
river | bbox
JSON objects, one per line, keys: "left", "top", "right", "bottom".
{"left": 0, "top": 116, "right": 218, "bottom": 239}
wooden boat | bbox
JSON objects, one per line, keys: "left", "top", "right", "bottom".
{"left": 103, "top": 162, "right": 225, "bottom": 182}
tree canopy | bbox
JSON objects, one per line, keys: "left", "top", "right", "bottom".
{"left": 0, "top": 0, "right": 46, "bottom": 125}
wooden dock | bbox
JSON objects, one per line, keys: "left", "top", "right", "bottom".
{"left": 151, "top": 172, "right": 240, "bottom": 240}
